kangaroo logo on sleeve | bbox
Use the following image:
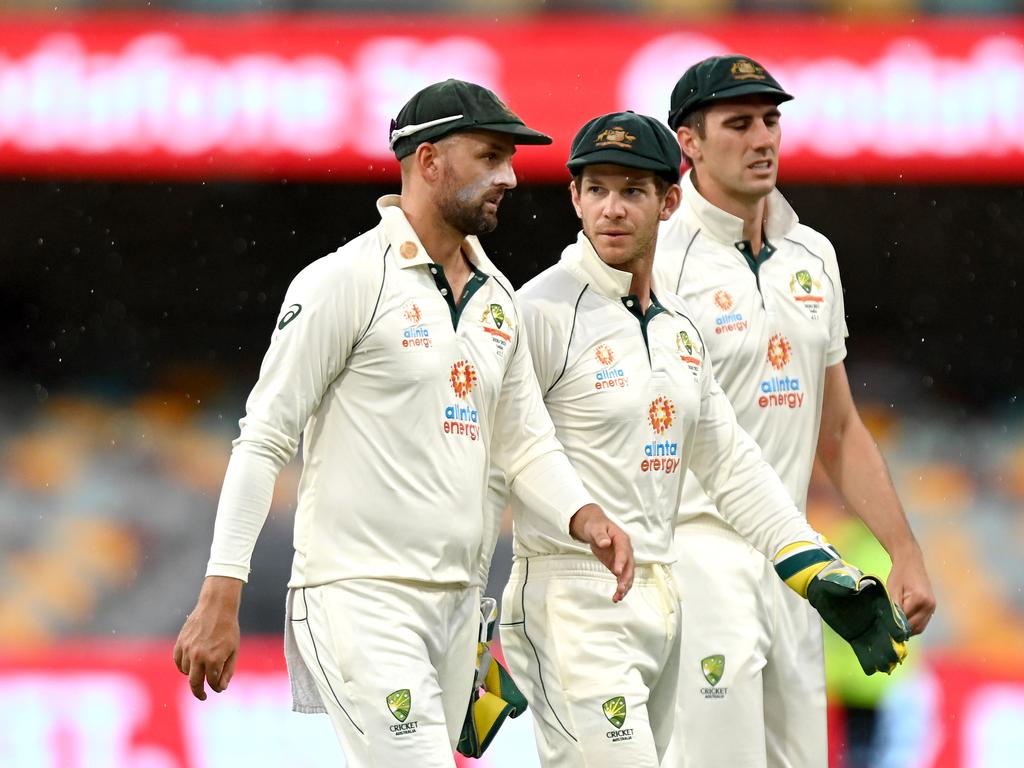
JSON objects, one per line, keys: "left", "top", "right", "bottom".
{"left": 277, "top": 304, "right": 302, "bottom": 330}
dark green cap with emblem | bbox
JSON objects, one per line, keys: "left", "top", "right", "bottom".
{"left": 566, "top": 110, "right": 681, "bottom": 184}
{"left": 390, "top": 79, "right": 552, "bottom": 160}
{"left": 667, "top": 55, "right": 793, "bottom": 129}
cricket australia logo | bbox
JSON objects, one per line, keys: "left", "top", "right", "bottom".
{"left": 480, "top": 302, "right": 512, "bottom": 356}
{"left": 643, "top": 396, "right": 680, "bottom": 474}
{"left": 789, "top": 269, "right": 825, "bottom": 319}
{"left": 759, "top": 334, "right": 803, "bottom": 410}
{"left": 594, "top": 344, "right": 628, "bottom": 390}
{"left": 603, "top": 696, "right": 634, "bottom": 742}
{"left": 713, "top": 289, "right": 747, "bottom": 335}
{"left": 443, "top": 361, "right": 480, "bottom": 441}
{"left": 676, "top": 329, "right": 703, "bottom": 379}
{"left": 400, "top": 301, "right": 432, "bottom": 349}
{"left": 700, "top": 655, "right": 728, "bottom": 699}
{"left": 387, "top": 689, "right": 419, "bottom": 736}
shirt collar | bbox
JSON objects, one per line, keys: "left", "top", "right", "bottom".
{"left": 680, "top": 170, "right": 799, "bottom": 246}
{"left": 560, "top": 231, "right": 673, "bottom": 313}
{"left": 376, "top": 194, "right": 499, "bottom": 275}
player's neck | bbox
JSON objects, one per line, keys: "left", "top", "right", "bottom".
{"left": 697, "top": 184, "right": 769, "bottom": 253}
{"left": 400, "top": 198, "right": 472, "bottom": 276}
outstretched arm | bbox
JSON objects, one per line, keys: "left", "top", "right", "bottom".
{"left": 816, "top": 361, "right": 936, "bottom": 634}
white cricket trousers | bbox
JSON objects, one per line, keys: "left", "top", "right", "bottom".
{"left": 660, "top": 518, "right": 827, "bottom": 768}
{"left": 500, "top": 555, "right": 681, "bottom": 768}
{"left": 290, "top": 579, "right": 479, "bottom": 768}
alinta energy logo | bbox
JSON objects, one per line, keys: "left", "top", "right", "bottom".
{"left": 603, "top": 696, "right": 634, "bottom": 743}
{"left": 712, "top": 289, "right": 747, "bottom": 335}
{"left": 643, "top": 396, "right": 680, "bottom": 474}
{"left": 759, "top": 334, "right": 804, "bottom": 409}
{"left": 594, "top": 344, "right": 628, "bottom": 390}
{"left": 789, "top": 268, "right": 825, "bottom": 319}
{"left": 400, "top": 300, "right": 432, "bottom": 349}
{"left": 387, "top": 689, "right": 418, "bottom": 736}
{"left": 700, "top": 655, "right": 728, "bottom": 700}
{"left": 480, "top": 302, "right": 512, "bottom": 356}
{"left": 443, "top": 360, "right": 480, "bottom": 440}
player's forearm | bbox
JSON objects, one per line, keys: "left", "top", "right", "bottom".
{"left": 816, "top": 416, "right": 921, "bottom": 559}
{"left": 509, "top": 450, "right": 594, "bottom": 538}
{"left": 206, "top": 445, "right": 281, "bottom": 582}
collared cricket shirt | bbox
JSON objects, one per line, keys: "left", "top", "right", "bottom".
{"left": 513, "top": 232, "right": 820, "bottom": 566}
{"left": 206, "top": 195, "right": 590, "bottom": 588}
{"left": 655, "top": 171, "right": 847, "bottom": 520}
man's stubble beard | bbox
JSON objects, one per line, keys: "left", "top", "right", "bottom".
{"left": 437, "top": 164, "right": 500, "bottom": 236}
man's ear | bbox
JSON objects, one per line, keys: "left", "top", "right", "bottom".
{"left": 677, "top": 126, "right": 700, "bottom": 166}
{"left": 569, "top": 179, "right": 583, "bottom": 220}
{"left": 414, "top": 141, "right": 442, "bottom": 182}
{"left": 660, "top": 184, "right": 682, "bottom": 221}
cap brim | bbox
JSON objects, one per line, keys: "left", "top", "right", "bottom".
{"left": 670, "top": 84, "right": 794, "bottom": 128}
{"left": 473, "top": 122, "right": 553, "bottom": 145}
{"left": 702, "top": 82, "right": 793, "bottom": 105}
{"left": 567, "top": 149, "right": 679, "bottom": 181}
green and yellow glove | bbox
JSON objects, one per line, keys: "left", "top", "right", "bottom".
{"left": 774, "top": 542, "right": 911, "bottom": 675}
{"left": 456, "top": 597, "right": 528, "bottom": 758}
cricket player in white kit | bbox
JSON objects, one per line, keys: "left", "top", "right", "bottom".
{"left": 499, "top": 111, "right": 911, "bottom": 768}
{"left": 654, "top": 56, "right": 936, "bottom": 767}
{"left": 171, "top": 79, "right": 635, "bottom": 768}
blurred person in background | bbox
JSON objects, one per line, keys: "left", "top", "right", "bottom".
{"left": 499, "top": 110, "right": 910, "bottom": 768}
{"left": 652, "top": 55, "right": 936, "bottom": 767}
{"left": 172, "top": 78, "right": 634, "bottom": 768}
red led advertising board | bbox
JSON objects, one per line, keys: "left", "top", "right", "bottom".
{"left": 1, "top": 641, "right": 1022, "bottom": 767}
{"left": 0, "top": 15, "right": 1022, "bottom": 182}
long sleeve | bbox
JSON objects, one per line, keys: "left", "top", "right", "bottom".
{"left": 490, "top": 296, "right": 592, "bottom": 538}
{"left": 206, "top": 252, "right": 370, "bottom": 581}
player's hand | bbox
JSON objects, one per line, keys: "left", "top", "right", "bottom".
{"left": 173, "top": 576, "right": 243, "bottom": 701}
{"left": 807, "top": 560, "right": 911, "bottom": 676}
{"left": 569, "top": 503, "right": 634, "bottom": 602}
{"left": 885, "top": 545, "right": 936, "bottom": 635}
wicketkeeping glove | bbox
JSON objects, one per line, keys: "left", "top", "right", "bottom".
{"left": 774, "top": 542, "right": 911, "bottom": 675}
{"left": 456, "top": 597, "right": 528, "bottom": 758}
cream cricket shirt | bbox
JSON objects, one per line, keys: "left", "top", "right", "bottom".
{"left": 512, "top": 233, "right": 822, "bottom": 565}
{"left": 206, "top": 195, "right": 591, "bottom": 588}
{"left": 655, "top": 171, "right": 848, "bottom": 521}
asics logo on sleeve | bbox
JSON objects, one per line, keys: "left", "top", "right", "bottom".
{"left": 277, "top": 304, "right": 302, "bottom": 330}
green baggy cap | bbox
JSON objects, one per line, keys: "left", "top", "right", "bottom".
{"left": 667, "top": 55, "right": 793, "bottom": 129}
{"left": 390, "top": 79, "right": 552, "bottom": 160}
{"left": 566, "top": 111, "right": 681, "bottom": 184}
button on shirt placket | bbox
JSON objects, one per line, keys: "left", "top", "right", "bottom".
{"left": 621, "top": 294, "right": 668, "bottom": 366}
